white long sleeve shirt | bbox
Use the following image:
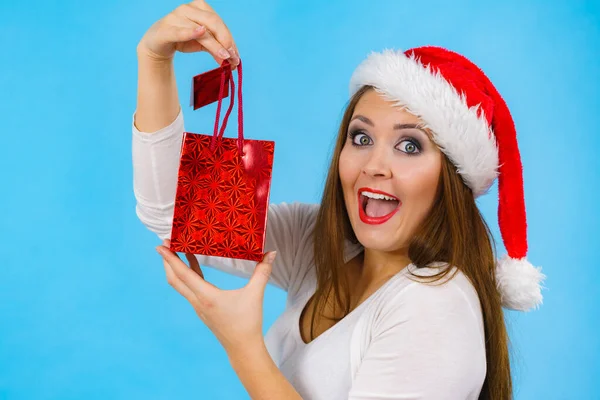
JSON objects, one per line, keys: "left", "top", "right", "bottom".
{"left": 132, "top": 109, "right": 487, "bottom": 400}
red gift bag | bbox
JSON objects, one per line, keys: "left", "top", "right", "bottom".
{"left": 169, "top": 60, "right": 275, "bottom": 262}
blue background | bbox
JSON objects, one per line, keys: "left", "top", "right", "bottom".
{"left": 1, "top": 0, "right": 598, "bottom": 399}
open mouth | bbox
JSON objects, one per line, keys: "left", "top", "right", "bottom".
{"left": 358, "top": 188, "right": 401, "bottom": 225}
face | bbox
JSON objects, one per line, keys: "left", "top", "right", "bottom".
{"left": 339, "top": 89, "right": 442, "bottom": 253}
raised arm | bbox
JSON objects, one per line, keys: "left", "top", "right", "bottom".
{"left": 133, "top": 0, "right": 239, "bottom": 214}
{"left": 133, "top": 2, "right": 317, "bottom": 294}
{"left": 134, "top": 45, "right": 181, "bottom": 134}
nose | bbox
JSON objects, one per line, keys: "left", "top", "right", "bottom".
{"left": 361, "top": 147, "right": 392, "bottom": 179}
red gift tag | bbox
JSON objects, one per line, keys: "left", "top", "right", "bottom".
{"left": 172, "top": 59, "right": 275, "bottom": 262}
{"left": 190, "top": 64, "right": 231, "bottom": 110}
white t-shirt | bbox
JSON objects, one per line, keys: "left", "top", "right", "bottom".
{"left": 132, "top": 109, "right": 487, "bottom": 399}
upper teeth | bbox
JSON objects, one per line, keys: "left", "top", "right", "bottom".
{"left": 361, "top": 191, "right": 397, "bottom": 201}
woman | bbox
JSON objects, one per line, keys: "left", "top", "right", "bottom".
{"left": 132, "top": 1, "right": 545, "bottom": 399}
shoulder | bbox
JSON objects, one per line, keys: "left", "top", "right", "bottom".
{"left": 374, "top": 265, "right": 484, "bottom": 338}
{"left": 350, "top": 265, "right": 487, "bottom": 398}
{"left": 406, "top": 264, "right": 481, "bottom": 312}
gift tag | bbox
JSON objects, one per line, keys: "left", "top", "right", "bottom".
{"left": 190, "top": 64, "right": 231, "bottom": 110}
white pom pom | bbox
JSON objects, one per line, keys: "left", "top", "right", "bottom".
{"left": 495, "top": 255, "right": 546, "bottom": 311}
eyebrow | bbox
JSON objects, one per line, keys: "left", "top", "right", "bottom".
{"left": 351, "top": 115, "right": 425, "bottom": 131}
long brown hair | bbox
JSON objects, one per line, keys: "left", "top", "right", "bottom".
{"left": 312, "top": 86, "right": 512, "bottom": 399}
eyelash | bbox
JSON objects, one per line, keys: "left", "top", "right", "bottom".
{"left": 347, "top": 130, "right": 422, "bottom": 155}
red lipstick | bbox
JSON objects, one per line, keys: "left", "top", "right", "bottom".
{"left": 357, "top": 187, "right": 401, "bottom": 225}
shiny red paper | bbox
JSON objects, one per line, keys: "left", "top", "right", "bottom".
{"left": 170, "top": 60, "right": 275, "bottom": 262}
{"left": 190, "top": 63, "right": 230, "bottom": 110}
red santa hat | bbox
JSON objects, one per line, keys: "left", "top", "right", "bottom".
{"left": 349, "top": 46, "right": 546, "bottom": 312}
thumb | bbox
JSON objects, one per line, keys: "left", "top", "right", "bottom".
{"left": 249, "top": 251, "right": 277, "bottom": 291}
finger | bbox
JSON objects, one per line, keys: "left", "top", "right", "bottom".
{"left": 189, "top": 1, "right": 242, "bottom": 68}
{"left": 247, "top": 251, "right": 276, "bottom": 292}
{"left": 185, "top": 253, "right": 204, "bottom": 278}
{"left": 229, "top": 43, "right": 240, "bottom": 69}
{"left": 156, "top": 245, "right": 218, "bottom": 298}
{"left": 175, "top": 4, "right": 239, "bottom": 65}
{"left": 183, "top": 2, "right": 232, "bottom": 48}
{"left": 163, "top": 240, "right": 205, "bottom": 278}
{"left": 167, "top": 11, "right": 239, "bottom": 67}
{"left": 190, "top": 0, "right": 215, "bottom": 12}
{"left": 178, "top": 39, "right": 206, "bottom": 54}
{"left": 162, "top": 257, "right": 197, "bottom": 302}
{"left": 191, "top": 22, "right": 239, "bottom": 67}
{"left": 173, "top": 4, "right": 232, "bottom": 49}
{"left": 167, "top": 18, "right": 231, "bottom": 64}
{"left": 193, "top": 28, "right": 236, "bottom": 65}
{"left": 163, "top": 22, "right": 207, "bottom": 47}
{"left": 161, "top": 241, "right": 202, "bottom": 276}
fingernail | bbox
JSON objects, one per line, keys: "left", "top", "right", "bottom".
{"left": 156, "top": 246, "right": 165, "bottom": 255}
{"left": 194, "top": 25, "right": 205, "bottom": 33}
{"left": 266, "top": 251, "right": 277, "bottom": 264}
{"left": 219, "top": 48, "right": 231, "bottom": 59}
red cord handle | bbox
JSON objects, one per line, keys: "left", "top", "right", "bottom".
{"left": 210, "top": 59, "right": 244, "bottom": 155}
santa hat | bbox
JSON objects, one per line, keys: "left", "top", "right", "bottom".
{"left": 349, "top": 46, "right": 546, "bottom": 312}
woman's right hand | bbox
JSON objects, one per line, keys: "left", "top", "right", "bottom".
{"left": 137, "top": 0, "right": 240, "bottom": 68}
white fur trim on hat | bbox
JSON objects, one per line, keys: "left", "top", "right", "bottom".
{"left": 495, "top": 254, "right": 546, "bottom": 311}
{"left": 349, "top": 49, "right": 499, "bottom": 197}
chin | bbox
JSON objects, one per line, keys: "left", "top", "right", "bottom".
{"left": 347, "top": 210, "right": 407, "bottom": 252}
{"left": 352, "top": 224, "right": 408, "bottom": 252}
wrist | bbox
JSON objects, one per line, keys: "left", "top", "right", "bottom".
{"left": 136, "top": 43, "right": 174, "bottom": 65}
{"left": 226, "top": 338, "right": 268, "bottom": 364}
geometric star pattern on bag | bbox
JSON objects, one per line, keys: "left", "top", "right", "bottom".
{"left": 171, "top": 132, "right": 275, "bottom": 261}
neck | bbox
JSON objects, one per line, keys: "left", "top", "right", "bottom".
{"left": 349, "top": 247, "right": 412, "bottom": 292}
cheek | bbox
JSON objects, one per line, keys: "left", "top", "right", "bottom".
{"left": 394, "top": 155, "right": 441, "bottom": 205}
{"left": 338, "top": 147, "right": 361, "bottom": 189}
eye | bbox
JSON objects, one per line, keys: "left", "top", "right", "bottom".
{"left": 396, "top": 139, "right": 421, "bottom": 154}
{"left": 349, "top": 131, "right": 373, "bottom": 146}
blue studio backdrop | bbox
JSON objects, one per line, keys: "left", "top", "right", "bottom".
{"left": 1, "top": 1, "right": 598, "bottom": 399}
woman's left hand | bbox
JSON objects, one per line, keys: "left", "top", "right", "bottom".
{"left": 156, "top": 239, "right": 276, "bottom": 355}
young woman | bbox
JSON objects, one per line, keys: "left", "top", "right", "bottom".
{"left": 132, "top": 1, "right": 545, "bottom": 399}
